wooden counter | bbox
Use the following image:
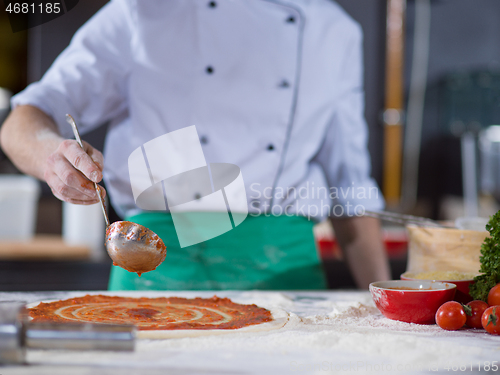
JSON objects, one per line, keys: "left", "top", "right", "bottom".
{"left": 0, "top": 235, "right": 91, "bottom": 260}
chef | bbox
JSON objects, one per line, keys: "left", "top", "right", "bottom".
{"left": 0, "top": 0, "right": 390, "bottom": 290}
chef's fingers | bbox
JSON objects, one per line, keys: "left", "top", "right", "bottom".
{"left": 44, "top": 169, "right": 100, "bottom": 205}
{"left": 68, "top": 185, "right": 107, "bottom": 204}
{"left": 45, "top": 151, "right": 97, "bottom": 199}
{"left": 59, "top": 139, "right": 103, "bottom": 183}
{"left": 83, "top": 141, "right": 104, "bottom": 173}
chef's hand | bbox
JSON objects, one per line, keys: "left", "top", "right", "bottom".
{"left": 1, "top": 105, "right": 107, "bottom": 205}
{"left": 44, "top": 139, "right": 106, "bottom": 205}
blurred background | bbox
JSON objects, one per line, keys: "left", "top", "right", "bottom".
{"left": 1, "top": 0, "right": 499, "bottom": 291}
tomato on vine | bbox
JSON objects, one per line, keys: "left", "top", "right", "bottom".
{"left": 436, "top": 301, "right": 466, "bottom": 330}
{"left": 487, "top": 284, "right": 500, "bottom": 307}
{"left": 464, "top": 300, "right": 489, "bottom": 329}
{"left": 481, "top": 306, "right": 500, "bottom": 335}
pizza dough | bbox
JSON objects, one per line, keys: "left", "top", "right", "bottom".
{"left": 26, "top": 294, "right": 289, "bottom": 339}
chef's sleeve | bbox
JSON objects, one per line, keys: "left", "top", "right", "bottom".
{"left": 11, "top": 0, "right": 132, "bottom": 138}
{"left": 313, "top": 22, "right": 384, "bottom": 217}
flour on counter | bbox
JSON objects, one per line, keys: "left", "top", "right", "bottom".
{"left": 133, "top": 291, "right": 492, "bottom": 371}
{"left": 1, "top": 290, "right": 496, "bottom": 374}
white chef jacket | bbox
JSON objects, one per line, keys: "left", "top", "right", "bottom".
{"left": 12, "top": 0, "right": 384, "bottom": 220}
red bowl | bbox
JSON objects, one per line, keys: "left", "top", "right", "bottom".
{"left": 401, "top": 272, "right": 475, "bottom": 304}
{"left": 369, "top": 280, "right": 456, "bottom": 324}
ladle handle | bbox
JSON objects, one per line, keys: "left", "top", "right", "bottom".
{"left": 66, "top": 114, "right": 110, "bottom": 227}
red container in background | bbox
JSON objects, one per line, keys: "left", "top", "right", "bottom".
{"left": 316, "top": 227, "right": 408, "bottom": 260}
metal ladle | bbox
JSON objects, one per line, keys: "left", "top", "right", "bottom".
{"left": 66, "top": 114, "right": 166, "bottom": 276}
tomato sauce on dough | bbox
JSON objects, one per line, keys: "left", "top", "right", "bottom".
{"left": 29, "top": 295, "right": 273, "bottom": 330}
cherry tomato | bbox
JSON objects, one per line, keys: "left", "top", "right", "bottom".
{"left": 436, "top": 301, "right": 466, "bottom": 330}
{"left": 464, "top": 300, "right": 489, "bottom": 329}
{"left": 487, "top": 284, "right": 500, "bottom": 306}
{"left": 482, "top": 306, "right": 500, "bottom": 335}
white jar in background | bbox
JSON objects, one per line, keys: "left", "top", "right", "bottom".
{"left": 62, "top": 201, "right": 106, "bottom": 261}
{"left": 0, "top": 174, "right": 40, "bottom": 241}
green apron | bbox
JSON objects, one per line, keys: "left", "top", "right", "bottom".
{"left": 108, "top": 213, "right": 327, "bottom": 290}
